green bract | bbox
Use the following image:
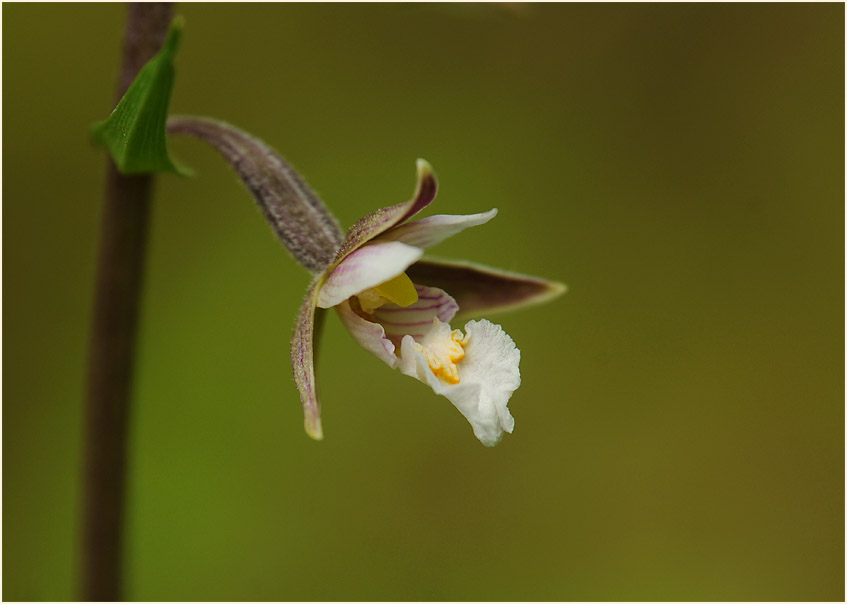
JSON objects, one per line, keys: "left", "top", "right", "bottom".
{"left": 92, "top": 17, "right": 189, "bottom": 175}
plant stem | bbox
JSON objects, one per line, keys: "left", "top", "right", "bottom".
{"left": 81, "top": 4, "right": 173, "bottom": 601}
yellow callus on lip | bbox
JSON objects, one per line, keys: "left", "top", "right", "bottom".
{"left": 357, "top": 272, "right": 419, "bottom": 313}
{"left": 417, "top": 328, "right": 467, "bottom": 384}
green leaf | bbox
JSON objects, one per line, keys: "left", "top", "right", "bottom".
{"left": 91, "top": 16, "right": 190, "bottom": 175}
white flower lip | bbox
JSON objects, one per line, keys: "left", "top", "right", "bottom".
{"left": 398, "top": 318, "right": 520, "bottom": 447}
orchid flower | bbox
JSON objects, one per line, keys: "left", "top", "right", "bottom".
{"left": 168, "top": 117, "right": 565, "bottom": 447}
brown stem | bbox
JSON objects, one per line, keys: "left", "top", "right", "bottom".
{"left": 81, "top": 4, "right": 173, "bottom": 601}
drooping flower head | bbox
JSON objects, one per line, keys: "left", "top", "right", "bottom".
{"left": 169, "top": 117, "right": 565, "bottom": 446}
{"left": 294, "top": 160, "right": 564, "bottom": 446}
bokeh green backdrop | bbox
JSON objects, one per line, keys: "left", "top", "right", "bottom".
{"left": 3, "top": 3, "right": 844, "bottom": 601}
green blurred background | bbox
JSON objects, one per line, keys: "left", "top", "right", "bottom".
{"left": 3, "top": 3, "right": 844, "bottom": 601}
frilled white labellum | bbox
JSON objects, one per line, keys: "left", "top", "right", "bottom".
{"left": 398, "top": 318, "right": 520, "bottom": 447}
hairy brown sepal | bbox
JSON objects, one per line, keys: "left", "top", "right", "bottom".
{"left": 407, "top": 258, "right": 566, "bottom": 320}
{"left": 167, "top": 116, "right": 344, "bottom": 272}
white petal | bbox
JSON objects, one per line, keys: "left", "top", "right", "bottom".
{"left": 399, "top": 319, "right": 520, "bottom": 447}
{"left": 317, "top": 241, "right": 423, "bottom": 309}
{"left": 378, "top": 209, "right": 497, "bottom": 250}
{"left": 370, "top": 285, "right": 458, "bottom": 346}
{"left": 335, "top": 300, "right": 398, "bottom": 368}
